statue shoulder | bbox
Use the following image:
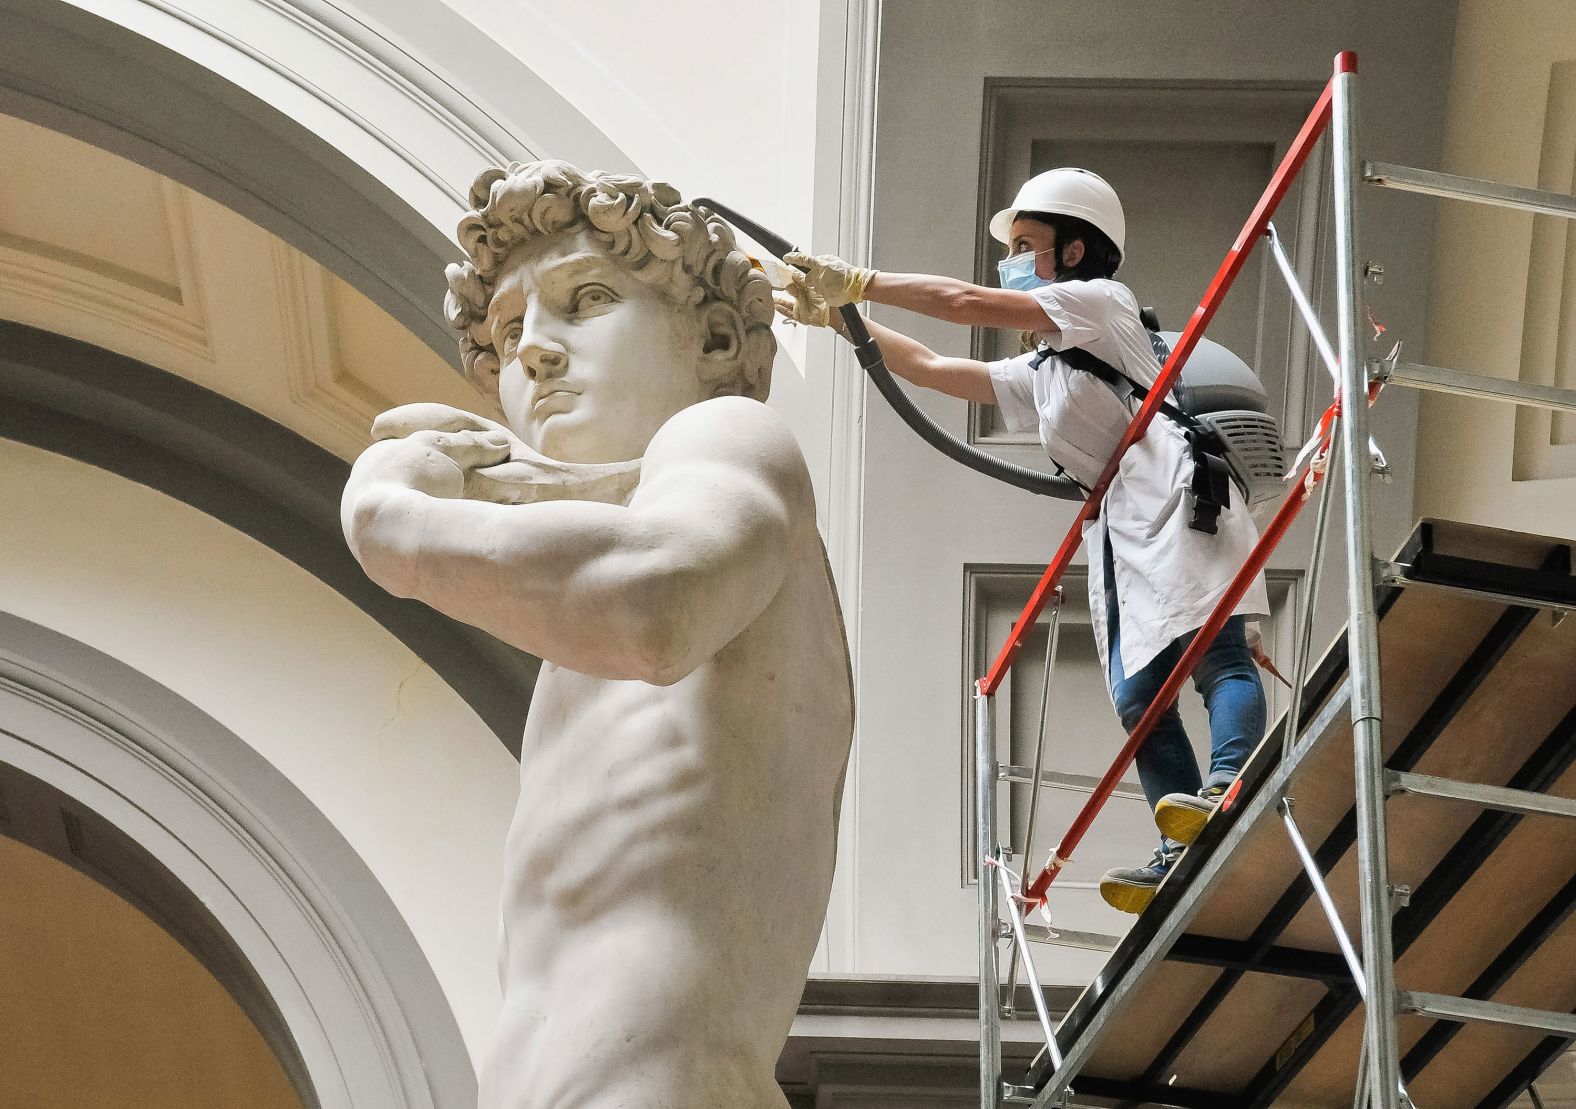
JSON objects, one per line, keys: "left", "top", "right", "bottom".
{"left": 643, "top": 397, "right": 813, "bottom": 516}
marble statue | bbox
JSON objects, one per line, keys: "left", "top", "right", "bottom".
{"left": 340, "top": 160, "right": 854, "bottom": 1109}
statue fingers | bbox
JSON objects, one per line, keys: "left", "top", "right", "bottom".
{"left": 406, "top": 428, "right": 513, "bottom": 471}
{"left": 372, "top": 402, "right": 506, "bottom": 442}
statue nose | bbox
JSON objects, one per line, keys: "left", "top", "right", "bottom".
{"left": 523, "top": 344, "right": 568, "bottom": 381}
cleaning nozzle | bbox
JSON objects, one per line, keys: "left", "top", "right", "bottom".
{"left": 746, "top": 252, "right": 800, "bottom": 289}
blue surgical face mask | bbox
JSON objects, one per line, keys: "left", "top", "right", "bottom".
{"left": 997, "top": 248, "right": 1053, "bottom": 292}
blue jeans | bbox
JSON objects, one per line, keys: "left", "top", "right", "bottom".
{"left": 1103, "top": 539, "right": 1266, "bottom": 816}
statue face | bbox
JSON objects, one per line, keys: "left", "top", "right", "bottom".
{"left": 488, "top": 229, "right": 715, "bottom": 463}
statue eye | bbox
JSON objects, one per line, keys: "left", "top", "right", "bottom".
{"left": 500, "top": 322, "right": 523, "bottom": 354}
{"left": 572, "top": 284, "right": 617, "bottom": 314}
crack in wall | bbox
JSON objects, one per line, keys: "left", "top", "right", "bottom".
{"left": 375, "top": 659, "right": 425, "bottom": 751}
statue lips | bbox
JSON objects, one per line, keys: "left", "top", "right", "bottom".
{"left": 531, "top": 385, "right": 580, "bottom": 417}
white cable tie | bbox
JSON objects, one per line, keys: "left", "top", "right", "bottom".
{"left": 1022, "top": 851, "right": 1074, "bottom": 924}
{"left": 1364, "top": 339, "right": 1402, "bottom": 471}
{"left": 1289, "top": 423, "right": 1329, "bottom": 477}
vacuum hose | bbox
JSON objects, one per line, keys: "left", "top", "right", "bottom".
{"left": 695, "top": 199, "right": 1083, "bottom": 501}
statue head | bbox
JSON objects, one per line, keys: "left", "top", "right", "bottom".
{"left": 444, "top": 160, "right": 776, "bottom": 463}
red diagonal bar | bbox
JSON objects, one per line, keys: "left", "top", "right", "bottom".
{"left": 1022, "top": 449, "right": 1328, "bottom": 903}
{"left": 978, "top": 75, "right": 1337, "bottom": 698}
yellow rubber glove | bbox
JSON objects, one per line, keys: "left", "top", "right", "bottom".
{"left": 784, "top": 251, "right": 876, "bottom": 307}
{"left": 773, "top": 274, "right": 831, "bottom": 328}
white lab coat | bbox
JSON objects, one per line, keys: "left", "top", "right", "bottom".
{"left": 988, "top": 278, "right": 1269, "bottom": 682}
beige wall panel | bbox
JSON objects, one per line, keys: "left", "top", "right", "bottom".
{"left": 0, "top": 115, "right": 486, "bottom": 462}
{"left": 0, "top": 117, "right": 182, "bottom": 291}
{"left": 176, "top": 189, "right": 484, "bottom": 460}
{"left": 0, "top": 116, "right": 210, "bottom": 364}
{"left": 0, "top": 836, "right": 301, "bottom": 1109}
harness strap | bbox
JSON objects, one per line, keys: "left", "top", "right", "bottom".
{"left": 1017, "top": 351, "right": 1095, "bottom": 496}
{"left": 1029, "top": 337, "right": 1235, "bottom": 533}
{"left": 1031, "top": 343, "right": 1200, "bottom": 434}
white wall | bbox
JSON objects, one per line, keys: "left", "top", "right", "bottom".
{"left": 433, "top": 0, "right": 820, "bottom": 253}
{"left": 1414, "top": 0, "right": 1576, "bottom": 539}
{"left": 0, "top": 441, "right": 518, "bottom": 1061}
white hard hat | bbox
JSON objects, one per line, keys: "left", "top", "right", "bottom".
{"left": 989, "top": 168, "right": 1126, "bottom": 261}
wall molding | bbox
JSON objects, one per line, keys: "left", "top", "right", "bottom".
{"left": 0, "top": 0, "right": 632, "bottom": 370}
{"left": 1513, "top": 58, "right": 1576, "bottom": 481}
{"left": 0, "top": 178, "right": 211, "bottom": 359}
{"left": 271, "top": 239, "right": 396, "bottom": 444}
{"left": 812, "top": 0, "right": 881, "bottom": 976}
{"left": 967, "top": 77, "right": 1326, "bottom": 453}
{"left": 118, "top": 0, "right": 493, "bottom": 208}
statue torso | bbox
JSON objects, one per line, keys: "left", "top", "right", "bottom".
{"left": 480, "top": 521, "right": 852, "bottom": 1109}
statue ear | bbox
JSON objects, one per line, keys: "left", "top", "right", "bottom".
{"left": 700, "top": 301, "right": 744, "bottom": 364}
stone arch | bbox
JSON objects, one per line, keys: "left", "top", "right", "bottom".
{"left": 0, "top": 611, "right": 477, "bottom": 1107}
{"left": 0, "top": 0, "right": 638, "bottom": 366}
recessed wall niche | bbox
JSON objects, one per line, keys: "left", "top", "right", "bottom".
{"left": 1513, "top": 60, "right": 1576, "bottom": 482}
{"left": 969, "top": 80, "right": 1326, "bottom": 454}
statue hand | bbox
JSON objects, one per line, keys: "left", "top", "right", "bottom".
{"left": 358, "top": 402, "right": 640, "bottom": 506}
{"left": 342, "top": 428, "right": 511, "bottom": 590}
{"left": 349, "top": 428, "right": 514, "bottom": 501}
{"left": 372, "top": 402, "right": 517, "bottom": 444}
{"left": 368, "top": 402, "right": 538, "bottom": 502}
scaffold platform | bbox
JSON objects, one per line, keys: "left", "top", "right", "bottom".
{"left": 1024, "top": 519, "right": 1576, "bottom": 1108}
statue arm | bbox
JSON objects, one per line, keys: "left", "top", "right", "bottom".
{"left": 344, "top": 396, "right": 805, "bottom": 684}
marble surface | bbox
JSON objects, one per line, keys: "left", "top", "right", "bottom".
{"left": 342, "top": 161, "right": 853, "bottom": 1108}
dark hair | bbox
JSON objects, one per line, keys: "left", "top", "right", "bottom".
{"left": 1016, "top": 212, "right": 1121, "bottom": 281}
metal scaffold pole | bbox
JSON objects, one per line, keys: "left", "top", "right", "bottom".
{"left": 1330, "top": 53, "right": 1403, "bottom": 1109}
{"left": 976, "top": 683, "right": 1002, "bottom": 1109}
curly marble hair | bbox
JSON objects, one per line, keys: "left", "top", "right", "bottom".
{"left": 444, "top": 160, "right": 776, "bottom": 401}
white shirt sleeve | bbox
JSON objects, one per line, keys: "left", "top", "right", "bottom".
{"left": 1027, "top": 279, "right": 1163, "bottom": 390}
{"left": 1029, "top": 280, "right": 1114, "bottom": 353}
{"left": 987, "top": 354, "right": 1038, "bottom": 434}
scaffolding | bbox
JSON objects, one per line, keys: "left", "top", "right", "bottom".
{"left": 974, "top": 52, "right": 1576, "bottom": 1109}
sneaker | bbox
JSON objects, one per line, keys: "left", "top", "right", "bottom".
{"left": 1155, "top": 782, "right": 1229, "bottom": 846}
{"left": 1099, "top": 843, "right": 1180, "bottom": 914}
